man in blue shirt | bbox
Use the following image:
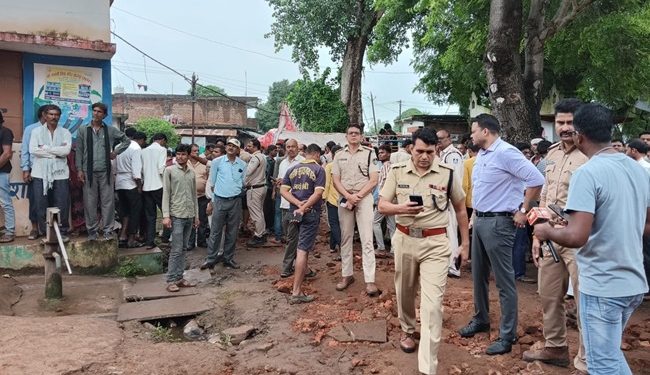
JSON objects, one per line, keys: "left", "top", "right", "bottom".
{"left": 20, "top": 105, "right": 46, "bottom": 240}
{"left": 458, "top": 114, "right": 545, "bottom": 355}
{"left": 201, "top": 138, "right": 247, "bottom": 270}
{"left": 534, "top": 103, "right": 649, "bottom": 374}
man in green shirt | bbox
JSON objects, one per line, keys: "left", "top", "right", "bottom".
{"left": 162, "top": 144, "right": 199, "bottom": 292}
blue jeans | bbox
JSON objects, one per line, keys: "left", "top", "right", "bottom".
{"left": 274, "top": 195, "right": 283, "bottom": 240}
{"left": 166, "top": 217, "right": 192, "bottom": 283}
{"left": 580, "top": 292, "right": 644, "bottom": 374}
{"left": 326, "top": 202, "right": 341, "bottom": 250}
{"left": 512, "top": 226, "right": 530, "bottom": 278}
{"left": 0, "top": 173, "right": 15, "bottom": 235}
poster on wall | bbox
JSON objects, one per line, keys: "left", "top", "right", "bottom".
{"left": 33, "top": 63, "right": 103, "bottom": 138}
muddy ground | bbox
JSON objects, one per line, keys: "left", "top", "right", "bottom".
{"left": 1, "top": 232, "right": 649, "bottom": 375}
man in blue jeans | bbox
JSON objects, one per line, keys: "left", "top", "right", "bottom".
{"left": 0, "top": 111, "right": 15, "bottom": 243}
{"left": 535, "top": 103, "right": 649, "bottom": 374}
{"left": 162, "top": 144, "right": 198, "bottom": 292}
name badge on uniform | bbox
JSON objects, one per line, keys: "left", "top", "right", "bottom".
{"left": 429, "top": 184, "right": 446, "bottom": 191}
{"left": 398, "top": 184, "right": 410, "bottom": 188}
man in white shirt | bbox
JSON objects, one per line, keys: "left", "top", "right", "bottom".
{"left": 436, "top": 129, "right": 465, "bottom": 277}
{"left": 141, "top": 133, "right": 168, "bottom": 249}
{"left": 626, "top": 139, "right": 650, "bottom": 174}
{"left": 390, "top": 139, "right": 412, "bottom": 164}
{"left": 29, "top": 104, "right": 72, "bottom": 238}
{"left": 116, "top": 131, "right": 145, "bottom": 248}
{"left": 278, "top": 139, "right": 305, "bottom": 277}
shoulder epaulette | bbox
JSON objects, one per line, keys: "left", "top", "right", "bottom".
{"left": 548, "top": 142, "right": 561, "bottom": 150}
{"left": 390, "top": 162, "right": 407, "bottom": 169}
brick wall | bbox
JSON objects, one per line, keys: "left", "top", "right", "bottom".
{"left": 112, "top": 94, "right": 257, "bottom": 127}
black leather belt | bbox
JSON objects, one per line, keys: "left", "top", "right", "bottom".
{"left": 475, "top": 211, "right": 513, "bottom": 218}
{"left": 246, "top": 183, "right": 266, "bottom": 190}
{"left": 215, "top": 195, "right": 239, "bottom": 200}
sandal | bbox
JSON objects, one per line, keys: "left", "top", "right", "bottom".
{"left": 289, "top": 294, "right": 315, "bottom": 304}
{"left": 175, "top": 279, "right": 196, "bottom": 288}
{"left": 166, "top": 283, "right": 180, "bottom": 292}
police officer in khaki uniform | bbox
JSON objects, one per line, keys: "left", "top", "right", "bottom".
{"left": 379, "top": 128, "right": 470, "bottom": 375}
{"left": 523, "top": 99, "right": 588, "bottom": 374}
{"left": 332, "top": 124, "right": 380, "bottom": 296}
{"left": 244, "top": 139, "right": 268, "bottom": 246}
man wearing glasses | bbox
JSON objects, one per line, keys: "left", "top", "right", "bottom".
{"left": 332, "top": 124, "right": 380, "bottom": 296}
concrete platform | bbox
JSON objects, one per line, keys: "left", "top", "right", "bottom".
{"left": 124, "top": 274, "right": 198, "bottom": 302}
{"left": 0, "top": 236, "right": 118, "bottom": 274}
{"left": 117, "top": 294, "right": 211, "bottom": 322}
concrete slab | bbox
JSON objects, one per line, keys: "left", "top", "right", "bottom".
{"left": 124, "top": 278, "right": 198, "bottom": 302}
{"left": 117, "top": 294, "right": 211, "bottom": 322}
{"left": 346, "top": 320, "right": 387, "bottom": 343}
{"left": 327, "top": 320, "right": 387, "bottom": 343}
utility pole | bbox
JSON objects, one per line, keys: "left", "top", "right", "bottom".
{"left": 370, "top": 92, "right": 377, "bottom": 134}
{"left": 190, "top": 73, "right": 198, "bottom": 144}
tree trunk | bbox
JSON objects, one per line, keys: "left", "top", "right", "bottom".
{"left": 484, "top": 0, "right": 533, "bottom": 143}
{"left": 523, "top": 0, "right": 547, "bottom": 138}
{"left": 340, "top": 35, "right": 368, "bottom": 129}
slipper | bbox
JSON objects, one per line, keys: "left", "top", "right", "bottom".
{"left": 305, "top": 269, "right": 317, "bottom": 278}
{"left": 175, "top": 279, "right": 196, "bottom": 288}
{"left": 289, "top": 294, "right": 315, "bottom": 304}
{"left": 166, "top": 283, "right": 180, "bottom": 292}
{"left": 280, "top": 270, "right": 294, "bottom": 278}
{"left": 375, "top": 250, "right": 389, "bottom": 259}
{"left": 127, "top": 241, "right": 145, "bottom": 248}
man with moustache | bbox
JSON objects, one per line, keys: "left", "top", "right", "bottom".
{"left": 522, "top": 99, "right": 588, "bottom": 373}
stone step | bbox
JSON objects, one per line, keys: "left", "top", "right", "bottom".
{"left": 117, "top": 247, "right": 164, "bottom": 275}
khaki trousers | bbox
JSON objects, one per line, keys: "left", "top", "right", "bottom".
{"left": 393, "top": 230, "right": 450, "bottom": 375}
{"left": 538, "top": 243, "right": 587, "bottom": 373}
{"left": 246, "top": 186, "right": 267, "bottom": 237}
{"left": 338, "top": 195, "right": 375, "bottom": 283}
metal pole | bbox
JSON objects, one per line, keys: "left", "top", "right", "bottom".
{"left": 191, "top": 73, "right": 198, "bottom": 144}
{"left": 370, "top": 93, "right": 377, "bottom": 134}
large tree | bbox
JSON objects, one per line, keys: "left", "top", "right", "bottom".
{"left": 381, "top": 0, "right": 650, "bottom": 141}
{"left": 286, "top": 69, "right": 349, "bottom": 133}
{"left": 256, "top": 79, "right": 295, "bottom": 132}
{"left": 266, "top": 0, "right": 419, "bottom": 130}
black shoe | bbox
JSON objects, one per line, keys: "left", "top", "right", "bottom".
{"left": 223, "top": 260, "right": 240, "bottom": 269}
{"left": 247, "top": 236, "right": 266, "bottom": 247}
{"left": 197, "top": 242, "right": 208, "bottom": 248}
{"left": 280, "top": 269, "right": 294, "bottom": 278}
{"left": 186, "top": 246, "right": 195, "bottom": 251}
{"left": 486, "top": 338, "right": 513, "bottom": 355}
{"left": 200, "top": 261, "right": 217, "bottom": 270}
{"left": 458, "top": 320, "right": 490, "bottom": 338}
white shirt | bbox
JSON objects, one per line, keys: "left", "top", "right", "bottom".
{"left": 278, "top": 154, "right": 305, "bottom": 209}
{"left": 29, "top": 124, "right": 71, "bottom": 182}
{"left": 638, "top": 158, "right": 650, "bottom": 174}
{"left": 440, "top": 144, "right": 464, "bottom": 180}
{"left": 115, "top": 140, "right": 142, "bottom": 190}
{"left": 141, "top": 142, "right": 167, "bottom": 192}
{"left": 390, "top": 150, "right": 410, "bottom": 164}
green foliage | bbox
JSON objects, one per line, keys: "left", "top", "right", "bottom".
{"left": 256, "top": 80, "right": 296, "bottom": 132}
{"left": 189, "top": 84, "right": 226, "bottom": 97}
{"left": 134, "top": 117, "right": 180, "bottom": 148}
{"left": 395, "top": 107, "right": 424, "bottom": 121}
{"left": 116, "top": 258, "right": 147, "bottom": 278}
{"left": 286, "top": 69, "right": 349, "bottom": 133}
{"left": 150, "top": 324, "right": 180, "bottom": 343}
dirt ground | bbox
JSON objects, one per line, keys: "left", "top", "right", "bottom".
{"left": 1, "top": 231, "right": 649, "bottom": 375}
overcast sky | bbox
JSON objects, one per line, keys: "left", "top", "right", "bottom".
{"left": 110, "top": 0, "right": 457, "bottom": 127}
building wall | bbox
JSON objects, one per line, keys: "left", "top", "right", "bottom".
{"left": 2, "top": 0, "right": 111, "bottom": 42}
{"left": 0, "top": 51, "right": 23, "bottom": 139}
{"left": 113, "top": 94, "right": 250, "bottom": 127}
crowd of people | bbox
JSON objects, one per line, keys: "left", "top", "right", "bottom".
{"left": 4, "top": 99, "right": 649, "bottom": 374}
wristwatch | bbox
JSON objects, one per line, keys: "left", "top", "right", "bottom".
{"left": 518, "top": 203, "right": 527, "bottom": 214}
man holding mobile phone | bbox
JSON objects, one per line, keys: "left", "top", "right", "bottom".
{"left": 378, "top": 127, "right": 469, "bottom": 375}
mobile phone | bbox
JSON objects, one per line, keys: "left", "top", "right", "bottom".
{"left": 290, "top": 212, "right": 303, "bottom": 224}
{"left": 409, "top": 195, "right": 424, "bottom": 206}
{"left": 339, "top": 197, "right": 348, "bottom": 208}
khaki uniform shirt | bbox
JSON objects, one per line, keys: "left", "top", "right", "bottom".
{"left": 332, "top": 145, "right": 379, "bottom": 193}
{"left": 540, "top": 142, "right": 588, "bottom": 208}
{"left": 381, "top": 159, "right": 464, "bottom": 228}
{"left": 188, "top": 160, "right": 209, "bottom": 198}
{"left": 244, "top": 151, "right": 267, "bottom": 186}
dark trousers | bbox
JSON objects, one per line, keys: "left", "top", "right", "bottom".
{"left": 273, "top": 195, "right": 283, "bottom": 240}
{"left": 264, "top": 188, "right": 275, "bottom": 234}
{"left": 471, "top": 215, "right": 518, "bottom": 342}
{"left": 143, "top": 188, "right": 163, "bottom": 246}
{"left": 512, "top": 225, "right": 531, "bottom": 279}
{"left": 326, "top": 202, "right": 341, "bottom": 250}
{"left": 27, "top": 178, "right": 37, "bottom": 223}
{"left": 32, "top": 178, "right": 69, "bottom": 235}
{"left": 118, "top": 188, "right": 142, "bottom": 235}
{"left": 206, "top": 196, "right": 242, "bottom": 263}
{"left": 644, "top": 235, "right": 650, "bottom": 293}
{"left": 188, "top": 196, "right": 209, "bottom": 247}
{"left": 281, "top": 209, "right": 300, "bottom": 273}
